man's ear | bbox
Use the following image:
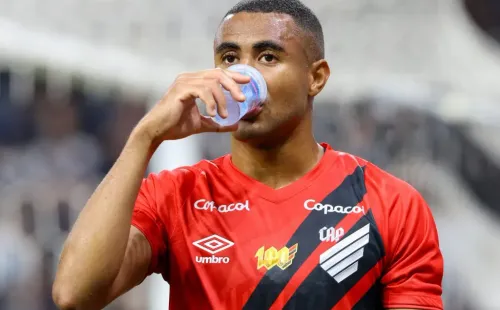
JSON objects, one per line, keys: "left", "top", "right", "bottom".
{"left": 308, "top": 59, "right": 330, "bottom": 97}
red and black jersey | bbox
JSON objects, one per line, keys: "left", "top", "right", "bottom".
{"left": 132, "top": 143, "right": 443, "bottom": 310}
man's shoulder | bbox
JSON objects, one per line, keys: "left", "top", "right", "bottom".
{"left": 149, "top": 154, "right": 229, "bottom": 183}
{"left": 334, "top": 150, "right": 420, "bottom": 199}
{"left": 339, "top": 153, "right": 430, "bottom": 232}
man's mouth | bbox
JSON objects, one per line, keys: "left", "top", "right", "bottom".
{"left": 240, "top": 102, "right": 264, "bottom": 121}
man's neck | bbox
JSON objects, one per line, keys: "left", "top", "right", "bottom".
{"left": 230, "top": 122, "right": 323, "bottom": 189}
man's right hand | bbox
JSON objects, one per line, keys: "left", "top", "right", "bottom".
{"left": 136, "top": 68, "right": 251, "bottom": 144}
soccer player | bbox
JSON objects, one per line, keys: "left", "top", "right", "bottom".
{"left": 53, "top": 0, "right": 444, "bottom": 309}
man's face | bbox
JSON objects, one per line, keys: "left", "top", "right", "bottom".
{"left": 214, "top": 12, "right": 313, "bottom": 142}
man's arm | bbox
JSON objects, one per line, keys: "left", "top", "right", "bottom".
{"left": 52, "top": 68, "right": 248, "bottom": 310}
{"left": 381, "top": 185, "right": 444, "bottom": 310}
{"left": 52, "top": 131, "right": 154, "bottom": 310}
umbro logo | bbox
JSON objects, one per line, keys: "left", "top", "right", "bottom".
{"left": 193, "top": 234, "right": 234, "bottom": 254}
{"left": 193, "top": 234, "right": 234, "bottom": 264}
{"left": 319, "top": 224, "right": 370, "bottom": 283}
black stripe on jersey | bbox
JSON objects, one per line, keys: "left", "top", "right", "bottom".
{"left": 283, "top": 211, "right": 385, "bottom": 310}
{"left": 243, "top": 165, "right": 367, "bottom": 310}
{"left": 352, "top": 282, "right": 383, "bottom": 310}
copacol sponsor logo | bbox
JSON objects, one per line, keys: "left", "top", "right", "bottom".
{"left": 194, "top": 199, "right": 250, "bottom": 213}
{"left": 304, "top": 199, "right": 365, "bottom": 215}
{"left": 192, "top": 234, "right": 234, "bottom": 264}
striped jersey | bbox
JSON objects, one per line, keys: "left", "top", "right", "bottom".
{"left": 131, "top": 143, "right": 443, "bottom": 310}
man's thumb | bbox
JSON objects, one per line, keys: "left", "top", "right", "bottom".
{"left": 199, "top": 116, "right": 238, "bottom": 133}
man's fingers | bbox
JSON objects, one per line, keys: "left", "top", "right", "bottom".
{"left": 217, "top": 70, "right": 248, "bottom": 103}
{"left": 178, "top": 69, "right": 250, "bottom": 103}
{"left": 188, "top": 80, "right": 227, "bottom": 118}
{"left": 194, "top": 85, "right": 218, "bottom": 118}
{"left": 199, "top": 116, "right": 238, "bottom": 133}
{"left": 224, "top": 70, "right": 252, "bottom": 84}
{"left": 173, "top": 68, "right": 251, "bottom": 120}
{"left": 202, "top": 69, "right": 248, "bottom": 102}
{"left": 207, "top": 80, "right": 229, "bottom": 119}
{"left": 216, "top": 122, "right": 239, "bottom": 133}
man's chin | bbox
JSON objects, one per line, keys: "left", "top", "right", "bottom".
{"left": 232, "top": 121, "right": 266, "bottom": 140}
{"left": 231, "top": 121, "right": 282, "bottom": 147}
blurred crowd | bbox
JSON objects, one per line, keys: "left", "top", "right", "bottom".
{"left": 0, "top": 68, "right": 148, "bottom": 310}
{"left": 1, "top": 66, "right": 500, "bottom": 309}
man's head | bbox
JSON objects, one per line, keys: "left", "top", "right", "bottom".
{"left": 214, "top": 0, "right": 330, "bottom": 145}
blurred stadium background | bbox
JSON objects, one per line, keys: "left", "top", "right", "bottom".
{"left": 1, "top": 0, "right": 500, "bottom": 309}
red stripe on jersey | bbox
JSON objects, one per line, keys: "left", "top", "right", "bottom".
{"left": 331, "top": 261, "right": 383, "bottom": 310}
{"left": 269, "top": 200, "right": 370, "bottom": 310}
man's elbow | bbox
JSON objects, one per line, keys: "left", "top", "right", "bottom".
{"left": 53, "top": 277, "right": 112, "bottom": 310}
{"left": 52, "top": 281, "right": 80, "bottom": 310}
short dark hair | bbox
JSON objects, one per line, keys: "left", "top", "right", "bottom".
{"left": 224, "top": 0, "right": 325, "bottom": 60}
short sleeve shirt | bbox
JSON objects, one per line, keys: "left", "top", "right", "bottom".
{"left": 131, "top": 143, "right": 444, "bottom": 310}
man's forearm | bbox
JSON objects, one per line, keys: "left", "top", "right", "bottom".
{"left": 53, "top": 129, "right": 155, "bottom": 307}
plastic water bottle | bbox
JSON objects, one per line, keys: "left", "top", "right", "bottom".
{"left": 213, "top": 64, "right": 268, "bottom": 126}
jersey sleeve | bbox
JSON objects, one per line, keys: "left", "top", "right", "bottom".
{"left": 131, "top": 170, "right": 184, "bottom": 276}
{"left": 381, "top": 186, "right": 444, "bottom": 310}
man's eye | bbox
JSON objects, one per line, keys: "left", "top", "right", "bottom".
{"left": 264, "top": 55, "right": 274, "bottom": 62}
{"left": 260, "top": 53, "right": 277, "bottom": 63}
{"left": 223, "top": 55, "right": 237, "bottom": 64}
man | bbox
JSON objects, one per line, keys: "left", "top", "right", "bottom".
{"left": 53, "top": 0, "right": 444, "bottom": 309}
